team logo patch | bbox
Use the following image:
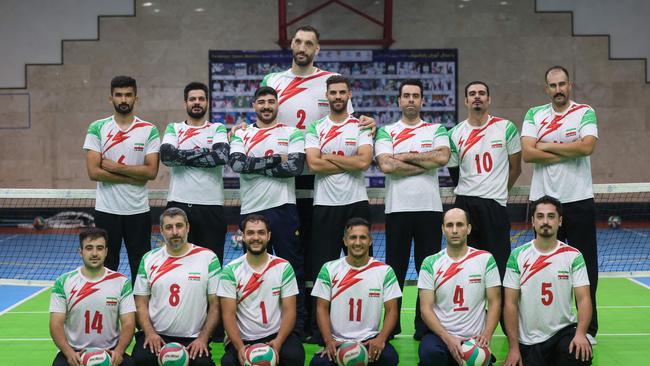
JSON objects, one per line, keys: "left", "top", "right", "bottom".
{"left": 491, "top": 139, "right": 503, "bottom": 148}
{"left": 105, "top": 297, "right": 118, "bottom": 306}
{"left": 565, "top": 128, "right": 577, "bottom": 137}
{"left": 469, "top": 274, "right": 482, "bottom": 284}
{"left": 272, "top": 286, "right": 281, "bottom": 296}
{"left": 345, "top": 138, "right": 357, "bottom": 146}
{"left": 558, "top": 271, "right": 569, "bottom": 280}
{"left": 134, "top": 143, "right": 145, "bottom": 151}
{"left": 368, "top": 288, "right": 381, "bottom": 298}
{"left": 188, "top": 272, "right": 201, "bottom": 281}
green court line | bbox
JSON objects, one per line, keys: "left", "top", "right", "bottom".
{"left": 1, "top": 278, "right": 649, "bottom": 365}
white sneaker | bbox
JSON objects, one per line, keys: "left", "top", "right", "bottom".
{"left": 587, "top": 334, "right": 597, "bottom": 345}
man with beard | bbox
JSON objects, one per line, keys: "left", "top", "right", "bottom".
{"left": 503, "top": 196, "right": 592, "bottom": 366}
{"left": 160, "top": 82, "right": 229, "bottom": 264}
{"left": 132, "top": 208, "right": 221, "bottom": 366}
{"left": 84, "top": 75, "right": 160, "bottom": 281}
{"left": 219, "top": 214, "right": 305, "bottom": 366}
{"left": 305, "top": 75, "right": 373, "bottom": 343}
{"left": 374, "top": 79, "right": 450, "bottom": 340}
{"left": 520, "top": 66, "right": 599, "bottom": 344}
{"left": 447, "top": 81, "right": 521, "bottom": 297}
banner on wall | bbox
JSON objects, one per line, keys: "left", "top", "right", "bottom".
{"left": 209, "top": 49, "right": 458, "bottom": 187}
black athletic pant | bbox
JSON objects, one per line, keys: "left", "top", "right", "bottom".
{"left": 557, "top": 198, "right": 598, "bottom": 336}
{"left": 53, "top": 350, "right": 135, "bottom": 366}
{"left": 385, "top": 211, "right": 442, "bottom": 336}
{"left": 166, "top": 202, "right": 227, "bottom": 265}
{"left": 94, "top": 210, "right": 151, "bottom": 283}
{"left": 132, "top": 331, "right": 215, "bottom": 366}
{"left": 520, "top": 324, "right": 592, "bottom": 366}
{"left": 240, "top": 204, "right": 306, "bottom": 335}
{"left": 296, "top": 175, "right": 315, "bottom": 335}
{"left": 220, "top": 332, "right": 305, "bottom": 366}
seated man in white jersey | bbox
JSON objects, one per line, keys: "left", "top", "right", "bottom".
{"left": 304, "top": 75, "right": 373, "bottom": 338}
{"left": 83, "top": 75, "right": 160, "bottom": 282}
{"left": 503, "top": 196, "right": 592, "bottom": 366}
{"left": 161, "top": 81, "right": 229, "bottom": 265}
{"left": 374, "top": 79, "right": 450, "bottom": 340}
{"left": 520, "top": 66, "right": 599, "bottom": 342}
{"left": 50, "top": 228, "right": 136, "bottom": 366}
{"left": 229, "top": 86, "right": 307, "bottom": 335}
{"left": 133, "top": 208, "right": 221, "bottom": 366}
{"left": 448, "top": 81, "right": 521, "bottom": 284}
{"left": 310, "top": 218, "right": 401, "bottom": 366}
{"left": 218, "top": 214, "right": 305, "bottom": 366}
{"left": 418, "top": 208, "right": 501, "bottom": 366}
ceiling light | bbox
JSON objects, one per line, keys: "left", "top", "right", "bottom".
{"left": 500, "top": 1, "right": 508, "bottom": 4}
{"left": 142, "top": 2, "right": 153, "bottom": 6}
{"left": 195, "top": 7, "right": 205, "bottom": 12}
{"left": 153, "top": 8, "right": 160, "bottom": 13}
{"left": 459, "top": 4, "right": 465, "bottom": 8}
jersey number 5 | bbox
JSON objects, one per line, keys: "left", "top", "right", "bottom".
{"left": 541, "top": 282, "right": 554, "bottom": 306}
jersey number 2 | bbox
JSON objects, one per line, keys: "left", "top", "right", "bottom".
{"left": 84, "top": 310, "right": 103, "bottom": 334}
{"left": 296, "top": 109, "right": 307, "bottom": 130}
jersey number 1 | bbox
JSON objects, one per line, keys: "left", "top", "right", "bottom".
{"left": 84, "top": 310, "right": 103, "bottom": 334}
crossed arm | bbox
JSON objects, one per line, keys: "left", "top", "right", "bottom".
{"left": 160, "top": 142, "right": 230, "bottom": 168}
{"left": 521, "top": 136, "right": 596, "bottom": 164}
{"left": 306, "top": 145, "right": 373, "bottom": 174}
{"left": 86, "top": 150, "right": 159, "bottom": 185}
{"left": 392, "top": 146, "right": 451, "bottom": 170}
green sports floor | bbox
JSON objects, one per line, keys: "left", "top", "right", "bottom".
{"left": 1, "top": 278, "right": 649, "bottom": 365}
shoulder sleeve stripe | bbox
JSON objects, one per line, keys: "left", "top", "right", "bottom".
{"left": 289, "top": 129, "right": 305, "bottom": 142}
{"left": 580, "top": 109, "right": 597, "bottom": 127}
{"left": 316, "top": 265, "right": 331, "bottom": 287}
{"left": 147, "top": 126, "right": 160, "bottom": 142}
{"left": 383, "top": 267, "right": 398, "bottom": 288}
{"left": 571, "top": 254, "right": 586, "bottom": 272}
{"left": 505, "top": 120, "right": 519, "bottom": 142}
{"left": 434, "top": 124, "right": 448, "bottom": 137}
{"left": 282, "top": 264, "right": 296, "bottom": 286}
{"left": 374, "top": 127, "right": 391, "bottom": 142}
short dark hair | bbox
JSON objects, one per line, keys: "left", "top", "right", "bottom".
{"left": 79, "top": 227, "right": 108, "bottom": 248}
{"left": 110, "top": 75, "right": 137, "bottom": 95}
{"left": 159, "top": 207, "right": 189, "bottom": 227}
{"left": 293, "top": 25, "right": 320, "bottom": 43}
{"left": 443, "top": 208, "right": 471, "bottom": 225}
{"left": 184, "top": 82, "right": 208, "bottom": 101}
{"left": 399, "top": 79, "right": 423, "bottom": 96}
{"left": 253, "top": 86, "right": 278, "bottom": 102}
{"left": 241, "top": 214, "right": 271, "bottom": 231}
{"left": 531, "top": 195, "right": 563, "bottom": 217}
{"left": 326, "top": 75, "right": 350, "bottom": 91}
{"left": 544, "top": 65, "right": 570, "bottom": 83}
{"left": 344, "top": 217, "right": 371, "bottom": 234}
{"left": 464, "top": 81, "right": 490, "bottom": 97}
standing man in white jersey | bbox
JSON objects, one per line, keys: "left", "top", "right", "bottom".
{"left": 84, "top": 76, "right": 160, "bottom": 281}
{"left": 520, "top": 66, "right": 599, "bottom": 342}
{"left": 503, "top": 196, "right": 592, "bottom": 366}
{"left": 161, "top": 82, "right": 229, "bottom": 264}
{"left": 132, "top": 208, "right": 221, "bottom": 366}
{"left": 447, "top": 81, "right": 521, "bottom": 288}
{"left": 418, "top": 208, "right": 501, "bottom": 366}
{"left": 219, "top": 214, "right": 305, "bottom": 366}
{"left": 50, "top": 228, "right": 136, "bottom": 366}
{"left": 310, "top": 218, "right": 401, "bottom": 366}
{"left": 374, "top": 79, "right": 450, "bottom": 340}
{"left": 229, "top": 86, "right": 307, "bottom": 334}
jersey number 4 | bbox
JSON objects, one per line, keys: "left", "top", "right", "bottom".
{"left": 84, "top": 310, "right": 103, "bottom": 334}
{"left": 453, "top": 285, "right": 469, "bottom": 312}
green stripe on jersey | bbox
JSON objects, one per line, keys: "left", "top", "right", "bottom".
{"left": 289, "top": 129, "right": 305, "bottom": 142}
{"left": 208, "top": 256, "right": 222, "bottom": 278}
{"left": 164, "top": 123, "right": 176, "bottom": 136}
{"left": 147, "top": 126, "right": 160, "bottom": 143}
{"left": 121, "top": 280, "right": 133, "bottom": 297}
{"left": 219, "top": 265, "right": 237, "bottom": 284}
{"left": 281, "top": 264, "right": 296, "bottom": 286}
{"left": 87, "top": 117, "right": 112, "bottom": 139}
{"left": 434, "top": 124, "right": 448, "bottom": 137}
{"left": 571, "top": 254, "right": 586, "bottom": 272}
{"left": 580, "top": 109, "right": 597, "bottom": 128}
{"left": 306, "top": 117, "right": 326, "bottom": 137}
{"left": 374, "top": 127, "right": 391, "bottom": 142}
{"left": 485, "top": 255, "right": 497, "bottom": 273}
{"left": 230, "top": 134, "right": 243, "bottom": 143}
{"left": 447, "top": 129, "right": 458, "bottom": 153}
{"left": 505, "top": 121, "right": 518, "bottom": 142}
{"left": 52, "top": 270, "right": 76, "bottom": 298}
{"left": 421, "top": 252, "right": 445, "bottom": 276}
{"left": 524, "top": 104, "right": 550, "bottom": 125}
{"left": 507, "top": 242, "right": 532, "bottom": 273}
{"left": 216, "top": 124, "right": 228, "bottom": 134}
{"left": 138, "top": 248, "right": 162, "bottom": 279}
{"left": 316, "top": 265, "right": 332, "bottom": 287}
{"left": 260, "top": 72, "right": 279, "bottom": 87}
{"left": 384, "top": 267, "right": 398, "bottom": 288}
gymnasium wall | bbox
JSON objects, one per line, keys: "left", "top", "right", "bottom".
{"left": 0, "top": 0, "right": 648, "bottom": 188}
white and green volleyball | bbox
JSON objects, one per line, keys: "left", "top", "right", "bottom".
{"left": 244, "top": 343, "right": 278, "bottom": 366}
{"left": 81, "top": 348, "right": 111, "bottom": 366}
{"left": 461, "top": 339, "right": 491, "bottom": 366}
{"left": 336, "top": 341, "right": 368, "bottom": 366}
{"left": 157, "top": 342, "right": 189, "bottom": 366}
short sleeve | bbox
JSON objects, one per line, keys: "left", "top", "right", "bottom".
{"left": 288, "top": 128, "right": 305, "bottom": 154}
{"left": 571, "top": 253, "right": 590, "bottom": 288}
{"left": 579, "top": 109, "right": 598, "bottom": 139}
{"left": 382, "top": 266, "right": 402, "bottom": 302}
{"left": 373, "top": 127, "right": 393, "bottom": 157}
{"left": 207, "top": 254, "right": 222, "bottom": 295}
{"left": 520, "top": 108, "right": 539, "bottom": 138}
{"left": 119, "top": 280, "right": 136, "bottom": 314}
{"left": 311, "top": 264, "right": 332, "bottom": 301}
{"left": 505, "top": 121, "right": 522, "bottom": 155}
{"left": 161, "top": 123, "right": 178, "bottom": 146}
{"left": 433, "top": 124, "right": 450, "bottom": 149}
{"left": 446, "top": 128, "right": 459, "bottom": 168}
{"left": 230, "top": 130, "right": 245, "bottom": 154}
{"left": 417, "top": 256, "right": 436, "bottom": 290}
{"left": 217, "top": 265, "right": 237, "bottom": 299}
{"left": 280, "top": 263, "right": 299, "bottom": 298}
{"left": 502, "top": 253, "right": 521, "bottom": 290}
{"left": 304, "top": 121, "right": 320, "bottom": 149}
{"left": 145, "top": 126, "right": 161, "bottom": 155}
{"left": 358, "top": 127, "right": 373, "bottom": 147}
{"left": 49, "top": 276, "right": 68, "bottom": 313}
{"left": 213, "top": 123, "right": 229, "bottom": 144}
{"left": 133, "top": 257, "right": 151, "bottom": 296}
{"left": 484, "top": 255, "right": 502, "bottom": 288}
{"left": 83, "top": 122, "right": 102, "bottom": 152}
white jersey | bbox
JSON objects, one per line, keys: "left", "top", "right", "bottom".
{"left": 83, "top": 116, "right": 160, "bottom": 215}
{"left": 311, "top": 257, "right": 402, "bottom": 342}
{"left": 230, "top": 124, "right": 305, "bottom": 213}
{"left": 305, "top": 116, "right": 373, "bottom": 206}
{"left": 418, "top": 247, "right": 501, "bottom": 339}
{"left": 261, "top": 68, "right": 353, "bottom": 130}
{"left": 374, "top": 120, "right": 450, "bottom": 213}
{"left": 162, "top": 121, "right": 228, "bottom": 205}
{"left": 217, "top": 254, "right": 299, "bottom": 341}
{"left": 521, "top": 102, "right": 598, "bottom": 203}
{"left": 133, "top": 245, "right": 221, "bottom": 338}
{"left": 49, "top": 267, "right": 135, "bottom": 350}
{"left": 503, "top": 241, "right": 590, "bottom": 345}
{"left": 448, "top": 116, "right": 521, "bottom": 207}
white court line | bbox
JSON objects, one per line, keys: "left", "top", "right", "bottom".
{"left": 401, "top": 305, "right": 650, "bottom": 311}
{"left": 0, "top": 286, "right": 50, "bottom": 316}
{"left": 628, "top": 277, "right": 650, "bottom": 290}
